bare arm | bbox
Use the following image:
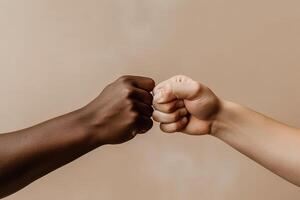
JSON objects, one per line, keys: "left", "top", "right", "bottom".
{"left": 0, "top": 75, "right": 155, "bottom": 198}
{"left": 153, "top": 75, "right": 300, "bottom": 186}
{"left": 213, "top": 100, "right": 300, "bottom": 186}
{"left": 0, "top": 110, "right": 96, "bottom": 198}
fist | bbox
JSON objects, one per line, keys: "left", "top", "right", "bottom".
{"left": 81, "top": 75, "right": 155, "bottom": 145}
{"left": 153, "top": 75, "right": 220, "bottom": 135}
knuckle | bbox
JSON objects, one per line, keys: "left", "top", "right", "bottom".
{"left": 148, "top": 106, "right": 154, "bottom": 115}
{"left": 145, "top": 95, "right": 153, "bottom": 105}
{"left": 152, "top": 111, "right": 160, "bottom": 121}
{"left": 164, "top": 84, "right": 172, "bottom": 94}
{"left": 172, "top": 75, "right": 188, "bottom": 83}
{"left": 170, "top": 111, "right": 180, "bottom": 121}
{"left": 143, "top": 105, "right": 154, "bottom": 117}
{"left": 194, "top": 82, "right": 202, "bottom": 93}
{"left": 118, "top": 75, "right": 132, "bottom": 83}
{"left": 159, "top": 124, "right": 167, "bottom": 132}
{"left": 122, "top": 86, "right": 134, "bottom": 98}
{"left": 130, "top": 111, "right": 139, "bottom": 121}
{"left": 139, "top": 119, "right": 153, "bottom": 133}
{"left": 147, "top": 119, "right": 154, "bottom": 129}
{"left": 171, "top": 123, "right": 181, "bottom": 132}
{"left": 148, "top": 93, "right": 154, "bottom": 102}
{"left": 165, "top": 104, "right": 174, "bottom": 113}
{"left": 126, "top": 99, "right": 135, "bottom": 110}
{"left": 152, "top": 117, "right": 160, "bottom": 123}
{"left": 173, "top": 125, "right": 180, "bottom": 132}
{"left": 163, "top": 86, "right": 173, "bottom": 99}
{"left": 153, "top": 102, "right": 162, "bottom": 111}
{"left": 152, "top": 109, "right": 158, "bottom": 115}
{"left": 118, "top": 76, "right": 135, "bottom": 87}
{"left": 161, "top": 124, "right": 174, "bottom": 133}
{"left": 148, "top": 78, "right": 155, "bottom": 89}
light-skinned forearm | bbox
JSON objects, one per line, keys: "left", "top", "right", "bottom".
{"left": 212, "top": 100, "right": 300, "bottom": 186}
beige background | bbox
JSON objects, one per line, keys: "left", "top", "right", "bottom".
{"left": 0, "top": 0, "right": 300, "bottom": 199}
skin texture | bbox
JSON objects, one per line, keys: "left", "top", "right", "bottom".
{"left": 153, "top": 75, "right": 300, "bottom": 187}
{"left": 153, "top": 75, "right": 220, "bottom": 135}
{"left": 0, "top": 75, "right": 155, "bottom": 199}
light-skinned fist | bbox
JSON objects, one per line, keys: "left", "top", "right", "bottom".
{"left": 153, "top": 75, "right": 220, "bottom": 135}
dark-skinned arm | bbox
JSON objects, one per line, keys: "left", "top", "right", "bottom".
{"left": 0, "top": 75, "right": 155, "bottom": 199}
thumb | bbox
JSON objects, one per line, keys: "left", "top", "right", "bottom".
{"left": 153, "top": 75, "right": 202, "bottom": 104}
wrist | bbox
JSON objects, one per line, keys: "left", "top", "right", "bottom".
{"left": 211, "top": 100, "right": 242, "bottom": 138}
{"left": 71, "top": 108, "right": 106, "bottom": 147}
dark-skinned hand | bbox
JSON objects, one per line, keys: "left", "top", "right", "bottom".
{"left": 80, "top": 75, "right": 155, "bottom": 145}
